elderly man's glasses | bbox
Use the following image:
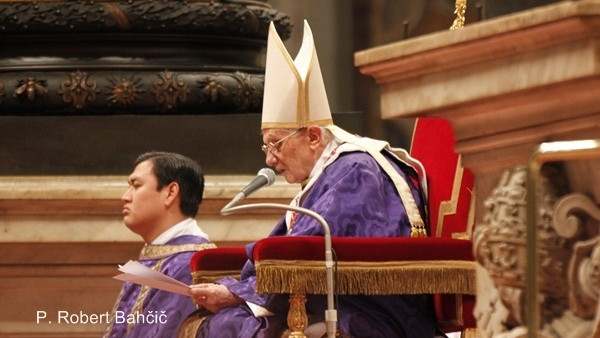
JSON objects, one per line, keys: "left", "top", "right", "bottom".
{"left": 261, "top": 129, "right": 302, "bottom": 155}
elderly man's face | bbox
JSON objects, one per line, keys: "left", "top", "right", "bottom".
{"left": 262, "top": 128, "right": 316, "bottom": 184}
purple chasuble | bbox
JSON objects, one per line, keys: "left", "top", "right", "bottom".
{"left": 189, "top": 151, "right": 440, "bottom": 338}
{"left": 103, "top": 235, "right": 213, "bottom": 338}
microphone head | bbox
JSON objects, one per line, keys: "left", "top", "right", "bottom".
{"left": 257, "top": 168, "right": 276, "bottom": 187}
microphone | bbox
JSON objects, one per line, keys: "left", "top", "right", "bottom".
{"left": 220, "top": 168, "right": 337, "bottom": 338}
{"left": 223, "top": 168, "right": 276, "bottom": 210}
{"left": 241, "top": 168, "right": 276, "bottom": 197}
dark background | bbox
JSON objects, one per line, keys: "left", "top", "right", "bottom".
{"left": 0, "top": 0, "right": 558, "bottom": 175}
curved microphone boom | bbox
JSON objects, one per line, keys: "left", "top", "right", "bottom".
{"left": 220, "top": 172, "right": 338, "bottom": 338}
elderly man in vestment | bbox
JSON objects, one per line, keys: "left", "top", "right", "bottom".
{"left": 180, "top": 21, "right": 442, "bottom": 337}
{"left": 103, "top": 151, "right": 215, "bottom": 337}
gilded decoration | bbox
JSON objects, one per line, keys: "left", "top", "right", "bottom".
{"left": 198, "top": 76, "right": 228, "bottom": 105}
{"left": 106, "top": 75, "right": 145, "bottom": 106}
{"left": 255, "top": 259, "right": 476, "bottom": 296}
{"left": 139, "top": 243, "right": 216, "bottom": 260}
{"left": 191, "top": 269, "right": 242, "bottom": 285}
{"left": 0, "top": 0, "right": 292, "bottom": 115}
{"left": 231, "top": 71, "right": 263, "bottom": 111}
{"left": 101, "top": 258, "right": 168, "bottom": 337}
{"left": 196, "top": 71, "right": 264, "bottom": 112}
{"left": 152, "top": 71, "right": 190, "bottom": 111}
{"left": 287, "top": 294, "right": 308, "bottom": 338}
{"left": 437, "top": 156, "right": 475, "bottom": 239}
{"left": 15, "top": 77, "right": 48, "bottom": 102}
{"left": 127, "top": 259, "right": 166, "bottom": 333}
{"left": 450, "top": 0, "right": 467, "bottom": 30}
{"left": 58, "top": 71, "right": 100, "bottom": 109}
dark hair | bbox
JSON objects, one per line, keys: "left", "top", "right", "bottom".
{"left": 134, "top": 151, "right": 204, "bottom": 218}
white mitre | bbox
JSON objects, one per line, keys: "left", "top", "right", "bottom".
{"left": 261, "top": 20, "right": 333, "bottom": 129}
{"left": 261, "top": 20, "right": 427, "bottom": 236}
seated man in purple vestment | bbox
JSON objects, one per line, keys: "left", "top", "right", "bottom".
{"left": 102, "top": 151, "right": 215, "bottom": 338}
{"left": 179, "top": 21, "right": 444, "bottom": 338}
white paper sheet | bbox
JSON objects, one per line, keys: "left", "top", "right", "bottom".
{"left": 113, "top": 260, "right": 191, "bottom": 296}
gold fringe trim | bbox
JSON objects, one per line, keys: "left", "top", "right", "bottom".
{"left": 256, "top": 259, "right": 476, "bottom": 295}
{"left": 191, "top": 269, "right": 241, "bottom": 284}
{"left": 140, "top": 243, "right": 217, "bottom": 260}
{"left": 410, "top": 224, "right": 428, "bottom": 237}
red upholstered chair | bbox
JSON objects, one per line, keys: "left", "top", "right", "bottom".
{"left": 252, "top": 117, "right": 477, "bottom": 336}
{"left": 253, "top": 236, "right": 475, "bottom": 336}
{"left": 189, "top": 117, "right": 477, "bottom": 337}
{"left": 409, "top": 117, "right": 476, "bottom": 334}
{"left": 189, "top": 247, "right": 247, "bottom": 284}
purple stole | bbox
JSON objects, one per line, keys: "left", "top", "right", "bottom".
{"left": 103, "top": 235, "right": 214, "bottom": 338}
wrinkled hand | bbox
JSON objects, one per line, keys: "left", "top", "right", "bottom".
{"left": 188, "top": 283, "right": 243, "bottom": 313}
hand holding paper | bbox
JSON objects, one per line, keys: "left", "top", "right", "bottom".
{"left": 113, "top": 260, "right": 191, "bottom": 296}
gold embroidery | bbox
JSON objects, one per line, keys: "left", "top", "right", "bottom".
{"left": 191, "top": 269, "right": 242, "bottom": 284}
{"left": 177, "top": 308, "right": 212, "bottom": 338}
{"left": 140, "top": 243, "right": 216, "bottom": 260}
{"left": 127, "top": 260, "right": 165, "bottom": 333}
{"left": 102, "top": 286, "right": 125, "bottom": 337}
{"left": 103, "top": 243, "right": 215, "bottom": 335}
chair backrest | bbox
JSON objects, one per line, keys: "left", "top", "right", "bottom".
{"left": 410, "top": 117, "right": 477, "bottom": 332}
{"left": 410, "top": 117, "right": 475, "bottom": 239}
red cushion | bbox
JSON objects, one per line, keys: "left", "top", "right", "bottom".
{"left": 190, "top": 247, "right": 247, "bottom": 271}
{"left": 253, "top": 236, "right": 473, "bottom": 262}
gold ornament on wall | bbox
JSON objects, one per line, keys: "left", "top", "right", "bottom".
{"left": 106, "top": 75, "right": 144, "bottom": 106}
{"left": 58, "top": 71, "right": 99, "bottom": 109}
{"left": 15, "top": 77, "right": 47, "bottom": 102}
{"left": 152, "top": 71, "right": 190, "bottom": 111}
{"left": 450, "top": 0, "right": 467, "bottom": 30}
{"left": 198, "top": 76, "right": 228, "bottom": 104}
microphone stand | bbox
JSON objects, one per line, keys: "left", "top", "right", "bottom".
{"left": 221, "top": 201, "right": 338, "bottom": 338}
